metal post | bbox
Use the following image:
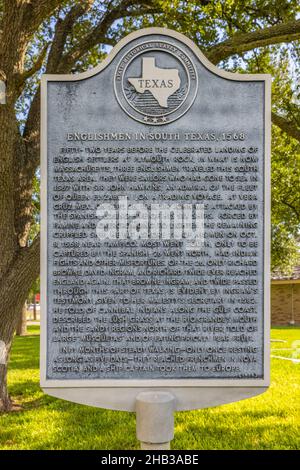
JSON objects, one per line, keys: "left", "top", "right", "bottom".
{"left": 136, "top": 391, "right": 175, "bottom": 450}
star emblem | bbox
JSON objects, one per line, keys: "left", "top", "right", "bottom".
{"left": 142, "top": 115, "right": 168, "bottom": 124}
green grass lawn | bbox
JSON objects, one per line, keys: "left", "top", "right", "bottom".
{"left": 0, "top": 326, "right": 299, "bottom": 450}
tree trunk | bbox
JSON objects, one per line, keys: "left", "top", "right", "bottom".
{"left": 16, "top": 302, "right": 27, "bottom": 336}
{"left": 0, "top": 298, "right": 28, "bottom": 411}
{"left": 0, "top": 325, "right": 14, "bottom": 412}
{"left": 0, "top": 237, "right": 40, "bottom": 412}
{"left": 0, "top": 363, "right": 12, "bottom": 412}
{"left": 0, "top": 336, "right": 12, "bottom": 412}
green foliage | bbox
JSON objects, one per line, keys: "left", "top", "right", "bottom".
{"left": 126, "top": 0, "right": 300, "bottom": 46}
{"left": 271, "top": 127, "right": 300, "bottom": 272}
{"left": 0, "top": 326, "right": 299, "bottom": 449}
{"left": 232, "top": 46, "right": 300, "bottom": 273}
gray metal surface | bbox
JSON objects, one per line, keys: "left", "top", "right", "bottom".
{"left": 41, "top": 28, "right": 270, "bottom": 410}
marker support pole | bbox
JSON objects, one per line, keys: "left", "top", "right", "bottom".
{"left": 135, "top": 391, "right": 175, "bottom": 450}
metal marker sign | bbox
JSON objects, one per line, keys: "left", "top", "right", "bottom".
{"left": 41, "top": 28, "right": 271, "bottom": 411}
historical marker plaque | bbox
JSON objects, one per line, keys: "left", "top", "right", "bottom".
{"left": 41, "top": 28, "right": 270, "bottom": 411}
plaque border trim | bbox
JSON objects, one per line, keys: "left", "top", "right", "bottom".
{"left": 114, "top": 40, "right": 198, "bottom": 124}
{"left": 40, "top": 28, "right": 271, "bottom": 398}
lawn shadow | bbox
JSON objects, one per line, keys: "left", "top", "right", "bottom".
{"left": 8, "top": 379, "right": 42, "bottom": 398}
{"left": 173, "top": 407, "right": 296, "bottom": 450}
{"left": 25, "top": 398, "right": 138, "bottom": 450}
{"left": 9, "top": 334, "right": 40, "bottom": 370}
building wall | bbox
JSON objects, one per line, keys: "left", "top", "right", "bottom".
{"left": 271, "top": 283, "right": 300, "bottom": 325}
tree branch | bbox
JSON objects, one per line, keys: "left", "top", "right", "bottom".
{"left": 272, "top": 112, "right": 300, "bottom": 142}
{"left": 16, "top": 43, "right": 49, "bottom": 87}
{"left": 58, "top": 0, "right": 162, "bottom": 72}
{"left": 23, "top": 0, "right": 94, "bottom": 146}
{"left": 46, "top": 0, "right": 94, "bottom": 73}
{"left": 279, "top": 200, "right": 300, "bottom": 221}
{"left": 206, "top": 19, "right": 300, "bottom": 64}
{"left": 22, "top": 0, "right": 64, "bottom": 36}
